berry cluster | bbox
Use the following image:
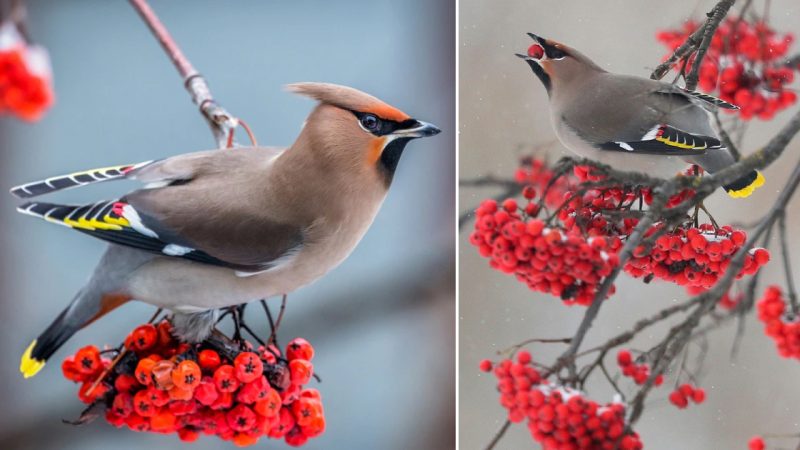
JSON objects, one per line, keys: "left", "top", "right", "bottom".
{"left": 62, "top": 320, "right": 324, "bottom": 446}
{"left": 667, "top": 383, "right": 706, "bottom": 409}
{"left": 757, "top": 286, "right": 800, "bottom": 360}
{"left": 470, "top": 198, "right": 620, "bottom": 305}
{"left": 481, "top": 352, "right": 644, "bottom": 449}
{"left": 0, "top": 22, "right": 53, "bottom": 121}
{"left": 471, "top": 158, "right": 770, "bottom": 305}
{"left": 514, "top": 157, "right": 576, "bottom": 209}
{"left": 616, "top": 350, "right": 664, "bottom": 386}
{"left": 625, "top": 224, "right": 769, "bottom": 289}
{"left": 657, "top": 17, "right": 798, "bottom": 120}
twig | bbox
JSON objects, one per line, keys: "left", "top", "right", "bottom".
{"left": 267, "top": 295, "right": 288, "bottom": 348}
{"left": 628, "top": 154, "right": 800, "bottom": 426}
{"left": 651, "top": 25, "right": 706, "bottom": 80}
{"left": 485, "top": 420, "right": 511, "bottom": 450}
{"left": 778, "top": 213, "right": 799, "bottom": 314}
{"left": 685, "top": 0, "right": 736, "bottom": 91}
{"left": 459, "top": 176, "right": 522, "bottom": 229}
{"left": 552, "top": 187, "right": 674, "bottom": 381}
{"left": 128, "top": 0, "right": 237, "bottom": 148}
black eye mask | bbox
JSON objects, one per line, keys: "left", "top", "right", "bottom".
{"left": 351, "top": 111, "right": 418, "bottom": 137}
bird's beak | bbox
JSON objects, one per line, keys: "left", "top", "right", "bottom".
{"left": 515, "top": 33, "right": 547, "bottom": 62}
{"left": 392, "top": 120, "right": 441, "bottom": 139}
{"left": 527, "top": 33, "right": 544, "bottom": 44}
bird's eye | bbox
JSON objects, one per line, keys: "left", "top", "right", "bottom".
{"left": 360, "top": 114, "right": 380, "bottom": 132}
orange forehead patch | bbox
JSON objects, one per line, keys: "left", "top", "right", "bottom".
{"left": 367, "top": 137, "right": 387, "bottom": 165}
{"left": 365, "top": 103, "right": 410, "bottom": 122}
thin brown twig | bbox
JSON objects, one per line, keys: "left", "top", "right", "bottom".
{"left": 485, "top": 420, "right": 511, "bottom": 450}
{"left": 128, "top": 0, "right": 237, "bottom": 148}
{"left": 685, "top": 0, "right": 737, "bottom": 91}
{"left": 267, "top": 295, "right": 288, "bottom": 348}
{"left": 778, "top": 213, "right": 799, "bottom": 314}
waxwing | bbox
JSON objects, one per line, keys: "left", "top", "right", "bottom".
{"left": 517, "top": 33, "right": 764, "bottom": 198}
{"left": 14, "top": 82, "right": 440, "bottom": 378}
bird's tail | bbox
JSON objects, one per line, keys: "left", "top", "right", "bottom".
{"left": 20, "top": 288, "right": 129, "bottom": 378}
{"left": 723, "top": 170, "right": 765, "bottom": 199}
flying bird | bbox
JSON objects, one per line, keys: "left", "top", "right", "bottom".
{"left": 13, "top": 82, "right": 440, "bottom": 378}
{"left": 517, "top": 33, "right": 764, "bottom": 198}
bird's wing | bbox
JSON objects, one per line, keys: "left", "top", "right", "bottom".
{"left": 9, "top": 161, "right": 159, "bottom": 199}
{"left": 655, "top": 84, "right": 739, "bottom": 110}
{"left": 597, "top": 124, "right": 720, "bottom": 155}
{"left": 9, "top": 147, "right": 285, "bottom": 199}
{"left": 14, "top": 147, "right": 301, "bottom": 273}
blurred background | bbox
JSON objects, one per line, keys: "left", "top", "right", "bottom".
{"left": 460, "top": 0, "right": 800, "bottom": 449}
{"left": 0, "top": 1, "right": 454, "bottom": 449}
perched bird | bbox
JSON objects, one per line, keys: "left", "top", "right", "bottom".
{"left": 517, "top": 33, "right": 764, "bottom": 198}
{"left": 13, "top": 82, "right": 440, "bottom": 378}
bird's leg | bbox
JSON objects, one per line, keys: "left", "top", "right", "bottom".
{"left": 235, "top": 303, "right": 267, "bottom": 346}
{"left": 267, "top": 295, "right": 288, "bottom": 349}
{"left": 230, "top": 305, "right": 243, "bottom": 342}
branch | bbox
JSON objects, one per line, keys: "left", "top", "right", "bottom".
{"left": 128, "top": 0, "right": 237, "bottom": 148}
{"left": 458, "top": 176, "right": 522, "bottom": 229}
{"left": 628, "top": 154, "right": 800, "bottom": 425}
{"left": 685, "top": 0, "right": 737, "bottom": 91}
{"left": 650, "top": 0, "right": 736, "bottom": 85}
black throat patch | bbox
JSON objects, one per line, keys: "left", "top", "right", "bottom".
{"left": 525, "top": 59, "right": 551, "bottom": 94}
{"left": 378, "top": 137, "right": 412, "bottom": 186}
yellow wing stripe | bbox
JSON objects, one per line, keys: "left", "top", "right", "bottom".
{"left": 655, "top": 136, "right": 706, "bottom": 150}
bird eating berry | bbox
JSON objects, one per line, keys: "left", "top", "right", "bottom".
{"left": 516, "top": 33, "right": 765, "bottom": 199}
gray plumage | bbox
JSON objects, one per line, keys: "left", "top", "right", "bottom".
{"left": 15, "top": 82, "right": 440, "bottom": 377}
{"left": 518, "top": 33, "right": 763, "bottom": 195}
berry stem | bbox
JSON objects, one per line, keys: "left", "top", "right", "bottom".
{"left": 777, "top": 213, "right": 799, "bottom": 315}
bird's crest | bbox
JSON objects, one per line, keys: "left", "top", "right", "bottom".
{"left": 286, "top": 82, "right": 410, "bottom": 122}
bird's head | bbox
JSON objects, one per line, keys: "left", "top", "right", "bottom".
{"left": 287, "top": 82, "right": 440, "bottom": 184}
{"left": 516, "top": 33, "right": 604, "bottom": 94}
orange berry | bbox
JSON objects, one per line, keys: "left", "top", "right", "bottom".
{"left": 172, "top": 360, "right": 202, "bottom": 390}
{"left": 232, "top": 432, "right": 258, "bottom": 447}
{"left": 134, "top": 358, "right": 157, "bottom": 386}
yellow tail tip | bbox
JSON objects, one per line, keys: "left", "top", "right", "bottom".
{"left": 726, "top": 171, "right": 765, "bottom": 199}
{"left": 20, "top": 340, "right": 45, "bottom": 378}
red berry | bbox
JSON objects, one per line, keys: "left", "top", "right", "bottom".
{"left": 748, "top": 436, "right": 766, "bottom": 450}
{"left": 214, "top": 365, "right": 240, "bottom": 393}
{"left": 527, "top": 44, "right": 544, "bottom": 59}
{"left": 234, "top": 352, "right": 264, "bottom": 383}
{"left": 669, "top": 390, "right": 688, "bottom": 409}
{"left": 74, "top": 345, "right": 102, "bottom": 374}
{"left": 289, "top": 359, "right": 314, "bottom": 385}
{"left": 126, "top": 324, "right": 158, "bottom": 352}
{"left": 198, "top": 349, "right": 222, "bottom": 371}
{"left": 691, "top": 388, "right": 706, "bottom": 404}
{"left": 617, "top": 350, "right": 633, "bottom": 366}
{"left": 286, "top": 338, "right": 315, "bottom": 361}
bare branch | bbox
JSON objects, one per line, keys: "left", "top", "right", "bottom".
{"left": 685, "top": 0, "right": 737, "bottom": 91}
{"left": 128, "top": 0, "right": 237, "bottom": 148}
